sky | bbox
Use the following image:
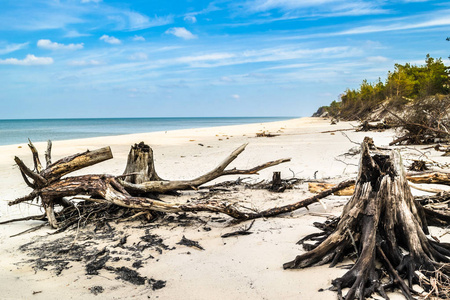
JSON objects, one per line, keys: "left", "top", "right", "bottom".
{"left": 0, "top": 0, "right": 449, "bottom": 119}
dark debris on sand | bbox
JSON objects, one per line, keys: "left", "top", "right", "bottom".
{"left": 176, "top": 235, "right": 204, "bottom": 250}
{"left": 18, "top": 223, "right": 167, "bottom": 290}
{"left": 89, "top": 286, "right": 104, "bottom": 295}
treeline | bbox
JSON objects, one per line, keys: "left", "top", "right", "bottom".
{"left": 322, "top": 54, "right": 450, "bottom": 120}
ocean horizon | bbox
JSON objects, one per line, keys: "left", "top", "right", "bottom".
{"left": 0, "top": 117, "right": 295, "bottom": 146}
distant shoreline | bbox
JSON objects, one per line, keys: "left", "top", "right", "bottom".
{"left": 0, "top": 116, "right": 297, "bottom": 146}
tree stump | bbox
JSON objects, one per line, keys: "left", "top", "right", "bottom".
{"left": 270, "top": 171, "right": 285, "bottom": 192}
{"left": 284, "top": 139, "right": 450, "bottom": 299}
{"left": 122, "top": 142, "right": 163, "bottom": 184}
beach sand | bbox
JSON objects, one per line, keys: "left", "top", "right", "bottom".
{"left": 0, "top": 117, "right": 448, "bottom": 300}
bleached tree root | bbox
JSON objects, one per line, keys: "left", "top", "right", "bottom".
{"left": 283, "top": 140, "right": 450, "bottom": 300}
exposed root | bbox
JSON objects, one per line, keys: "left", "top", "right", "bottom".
{"left": 283, "top": 139, "right": 450, "bottom": 299}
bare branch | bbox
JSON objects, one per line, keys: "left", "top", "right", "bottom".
{"left": 45, "top": 140, "right": 52, "bottom": 167}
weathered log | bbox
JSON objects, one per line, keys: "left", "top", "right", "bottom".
{"left": 389, "top": 135, "right": 412, "bottom": 146}
{"left": 9, "top": 142, "right": 293, "bottom": 228}
{"left": 283, "top": 139, "right": 450, "bottom": 300}
{"left": 9, "top": 171, "right": 354, "bottom": 229}
{"left": 8, "top": 141, "right": 350, "bottom": 228}
{"left": 40, "top": 146, "right": 113, "bottom": 183}
{"left": 357, "top": 120, "right": 392, "bottom": 132}
{"left": 407, "top": 171, "right": 450, "bottom": 185}
{"left": 308, "top": 182, "right": 354, "bottom": 196}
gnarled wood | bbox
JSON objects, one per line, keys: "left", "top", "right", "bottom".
{"left": 9, "top": 141, "right": 292, "bottom": 228}
{"left": 284, "top": 139, "right": 450, "bottom": 300}
{"left": 120, "top": 143, "right": 291, "bottom": 194}
{"left": 40, "top": 146, "right": 113, "bottom": 183}
{"left": 28, "top": 139, "right": 43, "bottom": 173}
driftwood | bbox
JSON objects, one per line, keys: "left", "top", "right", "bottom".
{"left": 119, "top": 143, "right": 291, "bottom": 194}
{"left": 284, "top": 139, "right": 450, "bottom": 299}
{"left": 308, "top": 170, "right": 450, "bottom": 196}
{"left": 356, "top": 120, "right": 393, "bottom": 132}
{"left": 308, "top": 182, "right": 354, "bottom": 196}
{"left": 255, "top": 131, "right": 279, "bottom": 137}
{"left": 8, "top": 141, "right": 358, "bottom": 229}
{"left": 383, "top": 101, "right": 450, "bottom": 145}
{"left": 407, "top": 172, "right": 450, "bottom": 185}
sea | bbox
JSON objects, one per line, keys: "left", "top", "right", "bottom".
{"left": 0, "top": 117, "right": 293, "bottom": 146}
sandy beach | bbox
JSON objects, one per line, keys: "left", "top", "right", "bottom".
{"left": 1, "top": 117, "right": 448, "bottom": 300}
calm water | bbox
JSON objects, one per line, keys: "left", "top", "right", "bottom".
{"left": 0, "top": 117, "right": 292, "bottom": 146}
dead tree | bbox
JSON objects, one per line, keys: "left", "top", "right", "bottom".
{"left": 9, "top": 141, "right": 298, "bottom": 228}
{"left": 118, "top": 143, "right": 291, "bottom": 194}
{"left": 284, "top": 140, "right": 450, "bottom": 299}
{"left": 8, "top": 141, "right": 359, "bottom": 230}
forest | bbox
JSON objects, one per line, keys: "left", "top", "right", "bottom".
{"left": 320, "top": 54, "right": 450, "bottom": 121}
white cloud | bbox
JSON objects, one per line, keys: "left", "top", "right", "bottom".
{"left": 0, "top": 42, "right": 29, "bottom": 55}
{"left": 232, "top": 94, "right": 240, "bottom": 99}
{"left": 338, "top": 15, "right": 450, "bottom": 35}
{"left": 165, "top": 27, "right": 197, "bottom": 40}
{"left": 109, "top": 12, "right": 173, "bottom": 31}
{"left": 366, "top": 56, "right": 389, "bottom": 63}
{"left": 127, "top": 13, "right": 173, "bottom": 30}
{"left": 177, "top": 53, "right": 235, "bottom": 63}
{"left": 132, "top": 35, "right": 145, "bottom": 41}
{"left": 0, "top": 54, "right": 53, "bottom": 66}
{"left": 81, "top": 0, "right": 102, "bottom": 3}
{"left": 68, "top": 59, "right": 103, "bottom": 66}
{"left": 184, "top": 15, "right": 197, "bottom": 23}
{"left": 243, "top": 0, "right": 388, "bottom": 17}
{"left": 64, "top": 30, "right": 90, "bottom": 38}
{"left": 37, "top": 39, "right": 84, "bottom": 50}
{"left": 129, "top": 52, "right": 148, "bottom": 61}
{"left": 247, "top": 0, "right": 337, "bottom": 11}
{"left": 100, "top": 35, "right": 121, "bottom": 44}
{"left": 220, "top": 76, "right": 234, "bottom": 82}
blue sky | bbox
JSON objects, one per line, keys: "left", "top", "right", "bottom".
{"left": 0, "top": 0, "right": 449, "bottom": 119}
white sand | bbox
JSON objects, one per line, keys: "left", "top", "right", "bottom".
{"left": 0, "top": 117, "right": 448, "bottom": 299}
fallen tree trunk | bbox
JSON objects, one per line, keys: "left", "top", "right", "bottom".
{"left": 9, "top": 141, "right": 293, "bottom": 228}
{"left": 7, "top": 141, "right": 359, "bottom": 229}
{"left": 119, "top": 143, "right": 291, "bottom": 194}
{"left": 284, "top": 139, "right": 450, "bottom": 300}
